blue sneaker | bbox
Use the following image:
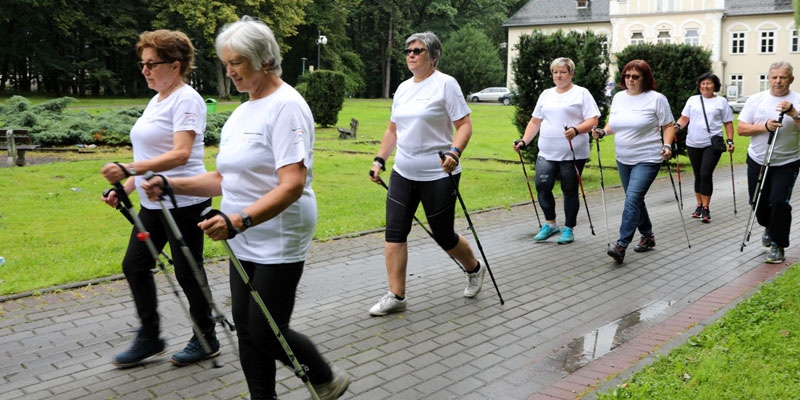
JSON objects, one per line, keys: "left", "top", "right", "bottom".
{"left": 534, "top": 224, "right": 560, "bottom": 241}
{"left": 113, "top": 334, "right": 166, "bottom": 368}
{"left": 171, "top": 333, "right": 221, "bottom": 366}
{"left": 557, "top": 227, "right": 574, "bottom": 244}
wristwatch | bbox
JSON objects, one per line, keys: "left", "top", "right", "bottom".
{"left": 127, "top": 163, "right": 137, "bottom": 176}
{"left": 236, "top": 211, "right": 253, "bottom": 233}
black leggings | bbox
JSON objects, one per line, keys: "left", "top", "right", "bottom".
{"left": 121, "top": 199, "right": 213, "bottom": 340}
{"left": 385, "top": 170, "right": 460, "bottom": 250}
{"left": 686, "top": 145, "right": 722, "bottom": 197}
{"left": 230, "top": 260, "right": 332, "bottom": 399}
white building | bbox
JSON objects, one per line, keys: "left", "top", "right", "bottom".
{"left": 504, "top": 0, "right": 798, "bottom": 99}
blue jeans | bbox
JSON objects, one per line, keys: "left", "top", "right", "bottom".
{"left": 616, "top": 161, "right": 661, "bottom": 247}
{"left": 535, "top": 156, "right": 586, "bottom": 228}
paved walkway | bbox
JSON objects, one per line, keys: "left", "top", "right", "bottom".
{"left": 2, "top": 163, "right": 797, "bottom": 400}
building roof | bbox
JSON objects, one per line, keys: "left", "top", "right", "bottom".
{"left": 504, "top": 0, "right": 794, "bottom": 27}
{"left": 504, "top": 0, "right": 610, "bottom": 27}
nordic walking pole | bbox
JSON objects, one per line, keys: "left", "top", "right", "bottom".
{"left": 143, "top": 172, "right": 238, "bottom": 356}
{"left": 564, "top": 126, "right": 595, "bottom": 235}
{"left": 438, "top": 151, "right": 504, "bottom": 305}
{"left": 512, "top": 142, "right": 542, "bottom": 228}
{"left": 665, "top": 160, "right": 691, "bottom": 248}
{"left": 673, "top": 139, "right": 684, "bottom": 209}
{"left": 103, "top": 187, "right": 174, "bottom": 265}
{"left": 370, "top": 171, "right": 466, "bottom": 272}
{"left": 740, "top": 111, "right": 785, "bottom": 251}
{"left": 593, "top": 128, "right": 610, "bottom": 247}
{"left": 729, "top": 147, "right": 737, "bottom": 215}
{"left": 200, "top": 208, "right": 320, "bottom": 400}
{"left": 105, "top": 178, "right": 223, "bottom": 368}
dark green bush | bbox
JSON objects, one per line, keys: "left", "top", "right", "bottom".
{"left": 305, "top": 70, "right": 346, "bottom": 128}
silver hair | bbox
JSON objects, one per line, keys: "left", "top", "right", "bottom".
{"left": 550, "top": 57, "right": 575, "bottom": 74}
{"left": 405, "top": 31, "right": 442, "bottom": 67}
{"left": 768, "top": 61, "right": 793, "bottom": 77}
{"left": 215, "top": 16, "right": 282, "bottom": 77}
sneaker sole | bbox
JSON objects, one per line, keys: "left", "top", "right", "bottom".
{"left": 607, "top": 250, "right": 624, "bottom": 264}
{"left": 170, "top": 349, "right": 221, "bottom": 367}
{"left": 633, "top": 246, "right": 654, "bottom": 253}
{"left": 369, "top": 305, "right": 407, "bottom": 317}
{"left": 765, "top": 259, "right": 785, "bottom": 264}
{"left": 113, "top": 349, "right": 166, "bottom": 369}
{"left": 557, "top": 238, "right": 574, "bottom": 244}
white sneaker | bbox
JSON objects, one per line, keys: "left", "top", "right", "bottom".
{"left": 313, "top": 364, "right": 351, "bottom": 400}
{"left": 369, "top": 292, "right": 406, "bottom": 316}
{"left": 463, "top": 262, "right": 485, "bottom": 298}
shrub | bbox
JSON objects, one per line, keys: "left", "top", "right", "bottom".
{"left": 305, "top": 70, "right": 346, "bottom": 128}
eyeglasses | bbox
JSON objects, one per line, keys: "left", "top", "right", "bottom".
{"left": 623, "top": 74, "right": 641, "bottom": 81}
{"left": 403, "top": 48, "right": 427, "bottom": 56}
{"left": 137, "top": 61, "right": 171, "bottom": 70}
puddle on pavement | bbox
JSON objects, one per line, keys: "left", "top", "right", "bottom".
{"left": 561, "top": 300, "right": 672, "bottom": 372}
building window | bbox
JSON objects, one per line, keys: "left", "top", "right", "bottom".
{"left": 631, "top": 32, "right": 644, "bottom": 45}
{"left": 729, "top": 74, "right": 743, "bottom": 98}
{"left": 759, "top": 74, "right": 769, "bottom": 92}
{"left": 656, "top": 0, "right": 675, "bottom": 12}
{"left": 657, "top": 31, "right": 671, "bottom": 44}
{"left": 684, "top": 29, "right": 700, "bottom": 46}
{"left": 760, "top": 31, "right": 775, "bottom": 53}
{"left": 731, "top": 32, "right": 745, "bottom": 54}
{"left": 791, "top": 29, "right": 799, "bottom": 53}
{"left": 577, "top": 0, "right": 588, "bottom": 8}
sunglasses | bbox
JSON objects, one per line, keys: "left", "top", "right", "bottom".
{"left": 403, "top": 47, "right": 427, "bottom": 56}
{"left": 623, "top": 74, "right": 641, "bottom": 81}
{"left": 137, "top": 60, "right": 171, "bottom": 70}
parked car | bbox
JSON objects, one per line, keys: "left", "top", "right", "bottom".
{"left": 467, "top": 87, "right": 510, "bottom": 102}
{"left": 729, "top": 96, "right": 749, "bottom": 113}
{"left": 498, "top": 91, "right": 516, "bottom": 106}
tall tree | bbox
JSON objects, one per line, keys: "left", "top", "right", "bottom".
{"left": 440, "top": 26, "right": 505, "bottom": 96}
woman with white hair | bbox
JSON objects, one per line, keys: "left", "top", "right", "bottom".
{"left": 143, "top": 16, "right": 349, "bottom": 400}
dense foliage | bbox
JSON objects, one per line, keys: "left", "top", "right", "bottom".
{"left": 305, "top": 70, "right": 347, "bottom": 128}
{"left": 511, "top": 30, "right": 611, "bottom": 163}
{"left": 0, "top": 0, "right": 527, "bottom": 99}
{"left": 0, "top": 95, "right": 228, "bottom": 147}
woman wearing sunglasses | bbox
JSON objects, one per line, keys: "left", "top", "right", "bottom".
{"left": 591, "top": 59, "right": 676, "bottom": 264}
{"left": 368, "top": 31, "right": 485, "bottom": 316}
{"left": 100, "top": 30, "right": 217, "bottom": 367}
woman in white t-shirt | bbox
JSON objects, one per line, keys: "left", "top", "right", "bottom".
{"left": 367, "top": 31, "right": 485, "bottom": 316}
{"left": 100, "top": 30, "right": 216, "bottom": 368}
{"left": 513, "top": 57, "right": 600, "bottom": 245}
{"left": 591, "top": 60, "right": 676, "bottom": 264}
{"left": 674, "top": 73, "right": 735, "bottom": 223}
{"left": 142, "top": 17, "right": 349, "bottom": 400}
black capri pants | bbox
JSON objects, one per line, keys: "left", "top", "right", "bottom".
{"left": 385, "top": 170, "right": 460, "bottom": 251}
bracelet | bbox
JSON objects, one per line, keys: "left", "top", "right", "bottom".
{"left": 674, "top": 123, "right": 681, "bottom": 131}
{"left": 726, "top": 139, "right": 734, "bottom": 146}
{"left": 373, "top": 156, "right": 386, "bottom": 171}
{"left": 662, "top": 144, "right": 672, "bottom": 151}
{"left": 765, "top": 122, "right": 775, "bottom": 133}
{"left": 514, "top": 139, "right": 527, "bottom": 149}
{"left": 450, "top": 146, "right": 461, "bottom": 155}
{"left": 571, "top": 127, "right": 579, "bottom": 136}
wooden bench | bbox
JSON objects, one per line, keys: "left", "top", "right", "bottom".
{"left": 0, "top": 129, "right": 39, "bottom": 167}
{"left": 337, "top": 118, "right": 359, "bottom": 139}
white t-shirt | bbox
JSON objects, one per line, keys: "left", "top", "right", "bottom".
{"left": 739, "top": 90, "right": 800, "bottom": 166}
{"left": 131, "top": 85, "right": 208, "bottom": 210}
{"left": 608, "top": 90, "right": 674, "bottom": 165}
{"left": 532, "top": 85, "right": 600, "bottom": 161}
{"left": 216, "top": 83, "right": 316, "bottom": 264}
{"left": 390, "top": 70, "right": 471, "bottom": 181}
{"left": 681, "top": 95, "right": 734, "bottom": 148}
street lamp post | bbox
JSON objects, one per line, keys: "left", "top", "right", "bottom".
{"left": 301, "top": 57, "right": 307, "bottom": 76}
{"left": 316, "top": 30, "right": 328, "bottom": 70}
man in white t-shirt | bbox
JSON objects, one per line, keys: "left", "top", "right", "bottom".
{"left": 737, "top": 61, "right": 800, "bottom": 263}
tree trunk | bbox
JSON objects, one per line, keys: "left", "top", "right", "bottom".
{"left": 382, "top": 6, "right": 393, "bottom": 99}
{"left": 216, "top": 60, "right": 230, "bottom": 100}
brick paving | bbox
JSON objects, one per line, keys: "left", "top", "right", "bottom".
{"left": 1, "top": 163, "right": 796, "bottom": 400}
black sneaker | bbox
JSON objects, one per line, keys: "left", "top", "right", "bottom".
{"left": 171, "top": 333, "right": 221, "bottom": 366}
{"left": 113, "top": 334, "right": 166, "bottom": 368}
{"left": 762, "top": 229, "right": 771, "bottom": 248}
{"left": 692, "top": 204, "right": 703, "bottom": 218}
{"left": 765, "top": 244, "right": 785, "bottom": 264}
{"left": 701, "top": 207, "right": 710, "bottom": 223}
{"left": 607, "top": 242, "right": 626, "bottom": 264}
{"left": 633, "top": 234, "right": 656, "bottom": 252}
